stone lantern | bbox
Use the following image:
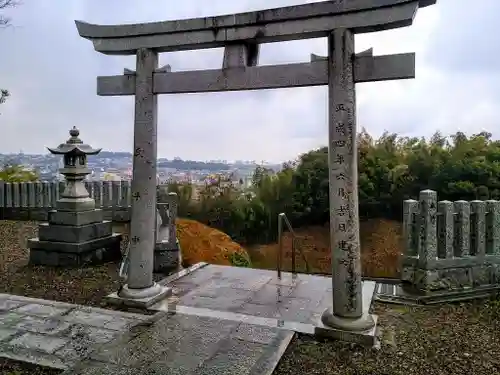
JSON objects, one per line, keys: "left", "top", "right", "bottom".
{"left": 28, "top": 127, "right": 122, "bottom": 267}
{"left": 47, "top": 126, "right": 101, "bottom": 212}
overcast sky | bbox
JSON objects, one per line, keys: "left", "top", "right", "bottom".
{"left": 0, "top": 0, "right": 495, "bottom": 162}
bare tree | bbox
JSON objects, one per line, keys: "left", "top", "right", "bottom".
{"left": 0, "top": 90, "right": 9, "bottom": 104}
{"left": 1, "top": 0, "right": 19, "bottom": 111}
{"left": 0, "top": 0, "right": 19, "bottom": 27}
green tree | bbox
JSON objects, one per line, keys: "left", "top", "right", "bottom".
{"left": 0, "top": 164, "right": 39, "bottom": 182}
{"left": 162, "top": 129, "right": 500, "bottom": 245}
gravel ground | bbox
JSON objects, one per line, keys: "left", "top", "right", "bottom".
{"left": 0, "top": 359, "right": 62, "bottom": 375}
{"left": 275, "top": 300, "right": 500, "bottom": 375}
{"left": 2, "top": 221, "right": 500, "bottom": 374}
{"left": 0, "top": 221, "right": 129, "bottom": 306}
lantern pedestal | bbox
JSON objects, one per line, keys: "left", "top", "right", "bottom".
{"left": 28, "top": 127, "right": 123, "bottom": 267}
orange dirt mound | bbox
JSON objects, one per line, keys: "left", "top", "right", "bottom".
{"left": 247, "top": 218, "right": 403, "bottom": 279}
{"left": 176, "top": 218, "right": 251, "bottom": 267}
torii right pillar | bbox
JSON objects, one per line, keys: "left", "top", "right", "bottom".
{"left": 321, "top": 28, "right": 376, "bottom": 333}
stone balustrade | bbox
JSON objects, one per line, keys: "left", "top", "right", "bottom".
{"left": 0, "top": 180, "right": 174, "bottom": 222}
{"left": 402, "top": 189, "right": 500, "bottom": 293}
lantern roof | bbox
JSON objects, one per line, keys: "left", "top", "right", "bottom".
{"left": 47, "top": 127, "right": 102, "bottom": 156}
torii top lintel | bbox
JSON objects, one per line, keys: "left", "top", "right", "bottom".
{"left": 75, "top": 0, "right": 436, "bottom": 55}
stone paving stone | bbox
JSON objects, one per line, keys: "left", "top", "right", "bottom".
{"left": 14, "top": 303, "right": 73, "bottom": 317}
{"left": 248, "top": 330, "right": 295, "bottom": 375}
{"left": 230, "top": 323, "right": 283, "bottom": 345}
{"left": 68, "top": 324, "right": 121, "bottom": 344}
{"left": 267, "top": 274, "right": 302, "bottom": 287}
{"left": 234, "top": 303, "right": 279, "bottom": 319}
{"left": 180, "top": 267, "right": 219, "bottom": 286}
{"left": 103, "top": 316, "right": 138, "bottom": 331}
{"left": 196, "top": 286, "right": 253, "bottom": 301}
{"left": 170, "top": 281, "right": 199, "bottom": 297}
{"left": 54, "top": 325, "right": 121, "bottom": 362}
{"left": 15, "top": 315, "right": 71, "bottom": 334}
{"left": 62, "top": 309, "right": 116, "bottom": 329}
{"left": 0, "top": 347, "right": 67, "bottom": 370}
{"left": 0, "top": 327, "right": 17, "bottom": 342}
{"left": 230, "top": 275, "right": 273, "bottom": 291}
{"left": 0, "top": 298, "right": 26, "bottom": 312}
{"left": 90, "top": 316, "right": 185, "bottom": 368}
{"left": 172, "top": 314, "right": 239, "bottom": 338}
{"left": 9, "top": 332, "right": 68, "bottom": 354}
{"left": 247, "top": 284, "right": 295, "bottom": 306}
{"left": 0, "top": 311, "right": 25, "bottom": 327}
{"left": 179, "top": 295, "right": 247, "bottom": 312}
{"left": 273, "top": 306, "right": 316, "bottom": 325}
{"left": 193, "top": 338, "right": 267, "bottom": 375}
{"left": 281, "top": 296, "right": 316, "bottom": 310}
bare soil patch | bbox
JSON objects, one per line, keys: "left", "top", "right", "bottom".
{"left": 248, "top": 219, "right": 403, "bottom": 278}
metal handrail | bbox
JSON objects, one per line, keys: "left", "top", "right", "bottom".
{"left": 119, "top": 245, "right": 129, "bottom": 282}
{"left": 277, "top": 212, "right": 309, "bottom": 278}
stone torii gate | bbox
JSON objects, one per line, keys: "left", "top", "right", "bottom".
{"left": 76, "top": 0, "right": 436, "bottom": 332}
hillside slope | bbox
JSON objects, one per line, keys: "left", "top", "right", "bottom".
{"left": 247, "top": 219, "right": 403, "bottom": 278}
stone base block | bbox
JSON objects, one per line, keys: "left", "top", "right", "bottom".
{"left": 105, "top": 283, "right": 172, "bottom": 309}
{"left": 48, "top": 209, "right": 104, "bottom": 226}
{"left": 313, "top": 281, "right": 378, "bottom": 346}
{"left": 38, "top": 221, "right": 112, "bottom": 243}
{"left": 28, "top": 233, "right": 122, "bottom": 267}
{"left": 154, "top": 241, "right": 180, "bottom": 274}
{"left": 315, "top": 314, "right": 378, "bottom": 346}
{"left": 376, "top": 282, "right": 500, "bottom": 305}
{"left": 403, "top": 264, "right": 500, "bottom": 293}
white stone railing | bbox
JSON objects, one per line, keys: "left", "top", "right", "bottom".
{"left": 402, "top": 189, "right": 500, "bottom": 291}
{"left": 0, "top": 181, "right": 177, "bottom": 224}
{"left": 0, "top": 180, "right": 134, "bottom": 208}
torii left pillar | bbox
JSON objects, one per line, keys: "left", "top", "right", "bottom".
{"left": 118, "top": 48, "right": 171, "bottom": 306}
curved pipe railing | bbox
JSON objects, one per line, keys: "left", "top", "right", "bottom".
{"left": 277, "top": 212, "right": 310, "bottom": 278}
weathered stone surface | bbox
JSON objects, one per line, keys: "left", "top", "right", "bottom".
{"left": 153, "top": 247, "right": 180, "bottom": 273}
{"left": 437, "top": 200, "right": 454, "bottom": 259}
{"left": 454, "top": 200, "right": 471, "bottom": 257}
{"left": 0, "top": 294, "right": 150, "bottom": 370}
{"left": 150, "top": 265, "right": 378, "bottom": 345}
{"left": 48, "top": 209, "right": 104, "bottom": 226}
{"left": 125, "top": 47, "right": 158, "bottom": 292}
{"left": 13, "top": 303, "right": 72, "bottom": 318}
{"left": 471, "top": 200, "right": 487, "bottom": 256}
{"left": 403, "top": 199, "right": 418, "bottom": 257}
{"left": 28, "top": 233, "right": 122, "bottom": 267}
{"left": 76, "top": 0, "right": 429, "bottom": 54}
{"left": 417, "top": 190, "right": 438, "bottom": 268}
{"left": 38, "top": 221, "right": 113, "bottom": 243}
{"left": 486, "top": 200, "right": 500, "bottom": 255}
{"left": 9, "top": 332, "right": 68, "bottom": 354}
{"left": 0, "top": 328, "right": 17, "bottom": 341}
{"left": 14, "top": 316, "right": 71, "bottom": 335}
{"left": 324, "top": 27, "right": 370, "bottom": 329}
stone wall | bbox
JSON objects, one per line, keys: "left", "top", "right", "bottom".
{"left": 402, "top": 189, "right": 500, "bottom": 292}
